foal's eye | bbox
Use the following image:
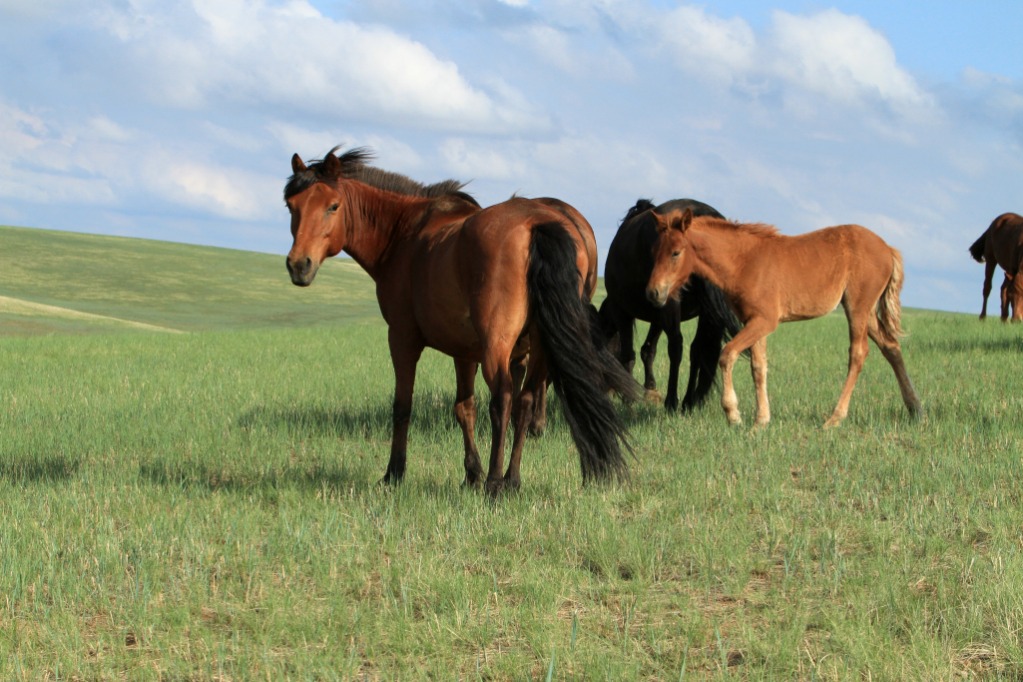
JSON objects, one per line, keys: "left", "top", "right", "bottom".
{"left": 671, "top": 250, "right": 682, "bottom": 259}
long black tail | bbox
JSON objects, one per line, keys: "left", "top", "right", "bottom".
{"left": 677, "top": 277, "right": 744, "bottom": 409}
{"left": 528, "top": 223, "right": 640, "bottom": 482}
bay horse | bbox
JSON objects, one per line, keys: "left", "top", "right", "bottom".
{"left": 599, "top": 198, "right": 742, "bottom": 412}
{"left": 645, "top": 208, "right": 923, "bottom": 428}
{"left": 968, "top": 212, "right": 1023, "bottom": 322}
{"left": 284, "top": 146, "right": 639, "bottom": 494}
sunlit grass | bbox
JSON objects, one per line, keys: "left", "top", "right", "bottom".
{"left": 1, "top": 309, "right": 1022, "bottom": 679}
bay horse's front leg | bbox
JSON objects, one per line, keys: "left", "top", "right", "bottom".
{"left": 382, "top": 338, "right": 423, "bottom": 485}
{"left": 453, "top": 358, "right": 484, "bottom": 488}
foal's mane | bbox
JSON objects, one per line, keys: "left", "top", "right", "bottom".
{"left": 284, "top": 145, "right": 479, "bottom": 207}
{"left": 698, "top": 215, "right": 779, "bottom": 238}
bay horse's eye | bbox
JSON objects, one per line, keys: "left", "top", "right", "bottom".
{"left": 672, "top": 250, "right": 682, "bottom": 259}
{"left": 327, "top": 203, "right": 340, "bottom": 214}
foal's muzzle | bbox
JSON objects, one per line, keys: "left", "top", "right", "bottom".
{"left": 646, "top": 284, "right": 670, "bottom": 308}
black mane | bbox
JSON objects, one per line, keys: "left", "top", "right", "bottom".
{"left": 284, "top": 145, "right": 477, "bottom": 206}
{"left": 621, "top": 198, "right": 656, "bottom": 225}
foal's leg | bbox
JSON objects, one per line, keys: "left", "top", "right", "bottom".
{"left": 382, "top": 336, "right": 424, "bottom": 484}
{"left": 717, "top": 319, "right": 774, "bottom": 426}
{"left": 750, "top": 337, "right": 770, "bottom": 427}
{"left": 867, "top": 320, "right": 924, "bottom": 419}
{"left": 823, "top": 308, "right": 870, "bottom": 428}
{"left": 453, "top": 358, "right": 484, "bottom": 488}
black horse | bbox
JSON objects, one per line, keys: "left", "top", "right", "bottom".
{"left": 599, "top": 198, "right": 742, "bottom": 412}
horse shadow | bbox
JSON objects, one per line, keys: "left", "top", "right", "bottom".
{"left": 0, "top": 455, "right": 80, "bottom": 483}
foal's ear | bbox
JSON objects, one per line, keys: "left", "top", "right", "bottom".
{"left": 668, "top": 207, "right": 693, "bottom": 233}
{"left": 291, "top": 153, "right": 307, "bottom": 174}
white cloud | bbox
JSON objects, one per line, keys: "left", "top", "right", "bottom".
{"left": 87, "top": 0, "right": 546, "bottom": 134}
{"left": 766, "top": 9, "right": 934, "bottom": 115}
{"left": 656, "top": 6, "right": 756, "bottom": 84}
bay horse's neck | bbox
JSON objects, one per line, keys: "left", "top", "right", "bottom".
{"left": 337, "top": 181, "right": 427, "bottom": 280}
{"left": 687, "top": 219, "right": 773, "bottom": 294}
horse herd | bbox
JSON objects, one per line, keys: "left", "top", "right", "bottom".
{"left": 282, "top": 145, "right": 1010, "bottom": 495}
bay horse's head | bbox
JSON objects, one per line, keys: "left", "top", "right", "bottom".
{"left": 646, "top": 207, "right": 695, "bottom": 307}
{"left": 283, "top": 146, "right": 370, "bottom": 286}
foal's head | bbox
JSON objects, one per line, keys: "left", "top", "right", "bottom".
{"left": 646, "top": 207, "right": 695, "bottom": 307}
{"left": 284, "top": 147, "right": 370, "bottom": 286}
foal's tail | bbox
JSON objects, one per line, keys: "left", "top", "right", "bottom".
{"left": 528, "top": 222, "right": 641, "bottom": 482}
{"left": 877, "top": 249, "right": 907, "bottom": 344}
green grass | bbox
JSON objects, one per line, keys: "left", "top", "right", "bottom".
{"left": 2, "top": 226, "right": 1023, "bottom": 679}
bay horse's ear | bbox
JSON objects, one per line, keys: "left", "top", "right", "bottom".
{"left": 322, "top": 150, "right": 341, "bottom": 176}
{"left": 291, "top": 153, "right": 307, "bottom": 174}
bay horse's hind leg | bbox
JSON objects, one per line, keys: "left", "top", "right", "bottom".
{"left": 503, "top": 345, "right": 548, "bottom": 492}
{"left": 481, "top": 353, "right": 516, "bottom": 497}
{"left": 453, "top": 358, "right": 484, "bottom": 488}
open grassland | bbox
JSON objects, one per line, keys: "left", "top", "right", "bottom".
{"left": 2, "top": 226, "right": 1023, "bottom": 680}
{"left": 0, "top": 225, "right": 377, "bottom": 334}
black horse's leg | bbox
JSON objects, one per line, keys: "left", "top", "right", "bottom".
{"left": 660, "top": 303, "right": 684, "bottom": 411}
{"left": 453, "top": 358, "right": 484, "bottom": 488}
{"left": 681, "top": 313, "right": 723, "bottom": 413}
{"left": 382, "top": 335, "right": 423, "bottom": 485}
{"left": 639, "top": 323, "right": 662, "bottom": 393}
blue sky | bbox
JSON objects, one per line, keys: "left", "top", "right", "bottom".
{"left": 1, "top": 1, "right": 1021, "bottom": 314}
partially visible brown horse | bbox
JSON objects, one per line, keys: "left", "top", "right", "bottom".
{"left": 284, "top": 146, "right": 639, "bottom": 494}
{"left": 968, "top": 212, "right": 1023, "bottom": 322}
{"left": 645, "top": 208, "right": 923, "bottom": 428}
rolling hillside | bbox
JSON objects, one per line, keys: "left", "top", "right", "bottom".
{"left": 0, "top": 225, "right": 381, "bottom": 335}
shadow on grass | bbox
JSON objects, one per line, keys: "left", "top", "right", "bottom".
{"left": 0, "top": 455, "right": 80, "bottom": 483}
{"left": 912, "top": 334, "right": 1023, "bottom": 354}
{"left": 236, "top": 392, "right": 464, "bottom": 440}
{"left": 138, "top": 458, "right": 363, "bottom": 496}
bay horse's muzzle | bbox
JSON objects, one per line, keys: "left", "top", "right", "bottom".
{"left": 286, "top": 255, "right": 317, "bottom": 287}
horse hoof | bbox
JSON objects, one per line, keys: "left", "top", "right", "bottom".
{"left": 485, "top": 478, "right": 520, "bottom": 497}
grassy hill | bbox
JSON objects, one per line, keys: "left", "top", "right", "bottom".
{"left": 0, "top": 225, "right": 380, "bottom": 335}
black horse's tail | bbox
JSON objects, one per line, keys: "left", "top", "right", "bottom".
{"left": 676, "top": 277, "right": 745, "bottom": 410}
{"left": 528, "top": 222, "right": 640, "bottom": 482}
